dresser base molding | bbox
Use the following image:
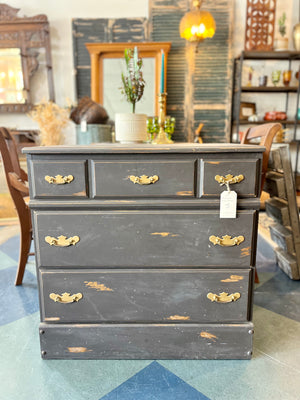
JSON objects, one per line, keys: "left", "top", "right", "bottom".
{"left": 39, "top": 322, "right": 254, "bottom": 360}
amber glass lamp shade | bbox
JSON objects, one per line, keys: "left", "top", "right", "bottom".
{"left": 180, "top": 8, "right": 216, "bottom": 42}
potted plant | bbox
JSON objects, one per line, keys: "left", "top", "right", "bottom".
{"left": 115, "top": 46, "right": 148, "bottom": 143}
{"left": 275, "top": 12, "right": 289, "bottom": 50}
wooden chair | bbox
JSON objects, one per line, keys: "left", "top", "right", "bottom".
{"left": 0, "top": 127, "right": 33, "bottom": 285}
{"left": 240, "top": 122, "right": 282, "bottom": 192}
{"left": 240, "top": 122, "right": 282, "bottom": 283}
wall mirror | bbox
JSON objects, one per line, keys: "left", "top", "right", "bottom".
{"left": 0, "top": 3, "right": 55, "bottom": 112}
{"left": 86, "top": 42, "right": 171, "bottom": 120}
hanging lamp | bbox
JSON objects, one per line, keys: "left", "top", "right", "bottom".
{"left": 179, "top": 0, "right": 216, "bottom": 45}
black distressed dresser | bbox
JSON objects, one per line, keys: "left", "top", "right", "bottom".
{"left": 24, "top": 143, "right": 264, "bottom": 359}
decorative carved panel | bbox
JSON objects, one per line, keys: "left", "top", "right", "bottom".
{"left": 244, "top": 0, "right": 276, "bottom": 51}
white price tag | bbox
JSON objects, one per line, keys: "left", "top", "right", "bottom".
{"left": 220, "top": 190, "right": 237, "bottom": 218}
{"left": 80, "top": 120, "right": 87, "bottom": 132}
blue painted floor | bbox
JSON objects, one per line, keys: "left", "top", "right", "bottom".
{"left": 0, "top": 224, "right": 300, "bottom": 400}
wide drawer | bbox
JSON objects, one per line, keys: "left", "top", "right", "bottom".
{"left": 28, "top": 160, "right": 88, "bottom": 198}
{"left": 40, "top": 268, "right": 252, "bottom": 323}
{"left": 33, "top": 210, "right": 257, "bottom": 268}
{"left": 39, "top": 322, "right": 254, "bottom": 359}
{"left": 90, "top": 160, "right": 195, "bottom": 198}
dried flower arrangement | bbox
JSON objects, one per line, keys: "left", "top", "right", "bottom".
{"left": 28, "top": 100, "right": 69, "bottom": 145}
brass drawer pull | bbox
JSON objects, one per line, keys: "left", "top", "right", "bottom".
{"left": 129, "top": 175, "right": 159, "bottom": 185}
{"left": 207, "top": 292, "right": 241, "bottom": 303}
{"left": 45, "top": 175, "right": 74, "bottom": 184}
{"left": 209, "top": 235, "right": 244, "bottom": 246}
{"left": 45, "top": 235, "right": 80, "bottom": 247}
{"left": 49, "top": 292, "right": 83, "bottom": 303}
{"left": 215, "top": 174, "right": 244, "bottom": 186}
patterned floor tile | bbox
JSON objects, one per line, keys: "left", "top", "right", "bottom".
{"left": 0, "top": 228, "right": 300, "bottom": 400}
{"left": 254, "top": 269, "right": 300, "bottom": 322}
{"left": 0, "top": 250, "right": 17, "bottom": 269}
{"left": 99, "top": 361, "right": 210, "bottom": 400}
{"left": 0, "top": 235, "right": 20, "bottom": 262}
{"left": 0, "top": 312, "right": 152, "bottom": 400}
{"left": 0, "top": 266, "right": 39, "bottom": 326}
{"left": 253, "top": 304, "right": 300, "bottom": 369}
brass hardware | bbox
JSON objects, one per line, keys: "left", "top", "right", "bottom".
{"left": 45, "top": 175, "right": 74, "bottom": 184}
{"left": 215, "top": 174, "right": 244, "bottom": 186}
{"left": 49, "top": 292, "right": 83, "bottom": 303}
{"left": 129, "top": 175, "right": 159, "bottom": 185}
{"left": 207, "top": 292, "right": 241, "bottom": 303}
{"left": 45, "top": 235, "right": 80, "bottom": 247}
{"left": 209, "top": 235, "right": 244, "bottom": 246}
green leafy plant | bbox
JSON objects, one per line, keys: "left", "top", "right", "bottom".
{"left": 120, "top": 47, "right": 145, "bottom": 113}
{"left": 278, "top": 12, "right": 286, "bottom": 37}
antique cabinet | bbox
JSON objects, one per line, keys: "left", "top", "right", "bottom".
{"left": 24, "top": 143, "right": 264, "bottom": 359}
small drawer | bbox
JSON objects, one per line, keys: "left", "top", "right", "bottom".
{"left": 39, "top": 268, "right": 252, "bottom": 323}
{"left": 90, "top": 160, "right": 195, "bottom": 198}
{"left": 29, "top": 160, "right": 87, "bottom": 198}
{"left": 33, "top": 209, "right": 257, "bottom": 268}
{"left": 199, "top": 159, "right": 260, "bottom": 197}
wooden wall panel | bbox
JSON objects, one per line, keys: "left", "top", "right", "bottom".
{"left": 149, "top": 2, "right": 186, "bottom": 141}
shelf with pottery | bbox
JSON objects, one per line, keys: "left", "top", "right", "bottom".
{"left": 239, "top": 86, "right": 299, "bottom": 93}
{"left": 235, "top": 120, "right": 300, "bottom": 126}
{"left": 240, "top": 51, "right": 300, "bottom": 60}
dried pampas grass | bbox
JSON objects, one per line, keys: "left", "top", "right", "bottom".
{"left": 28, "top": 100, "right": 70, "bottom": 146}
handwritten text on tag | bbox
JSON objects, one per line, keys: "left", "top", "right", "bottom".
{"left": 220, "top": 190, "right": 237, "bottom": 218}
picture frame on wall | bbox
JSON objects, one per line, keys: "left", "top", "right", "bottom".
{"left": 239, "top": 102, "right": 256, "bottom": 120}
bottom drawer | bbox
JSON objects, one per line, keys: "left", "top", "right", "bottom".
{"left": 39, "top": 322, "right": 254, "bottom": 359}
{"left": 40, "top": 269, "right": 252, "bottom": 323}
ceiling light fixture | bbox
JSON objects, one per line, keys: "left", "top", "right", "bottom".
{"left": 179, "top": 0, "right": 216, "bottom": 48}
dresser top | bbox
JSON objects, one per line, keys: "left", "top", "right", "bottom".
{"left": 23, "top": 143, "right": 265, "bottom": 154}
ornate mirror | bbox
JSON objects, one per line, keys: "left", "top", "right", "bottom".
{"left": 86, "top": 42, "right": 171, "bottom": 119}
{"left": 0, "top": 4, "right": 55, "bottom": 112}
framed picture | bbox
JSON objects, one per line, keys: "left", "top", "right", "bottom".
{"left": 239, "top": 102, "right": 256, "bottom": 120}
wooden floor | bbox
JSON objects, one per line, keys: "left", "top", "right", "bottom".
{"left": 0, "top": 193, "right": 17, "bottom": 219}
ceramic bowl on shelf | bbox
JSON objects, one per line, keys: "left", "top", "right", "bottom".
{"left": 264, "top": 111, "right": 287, "bottom": 121}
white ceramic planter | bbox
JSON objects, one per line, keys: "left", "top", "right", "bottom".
{"left": 115, "top": 113, "right": 147, "bottom": 143}
{"left": 274, "top": 37, "right": 289, "bottom": 51}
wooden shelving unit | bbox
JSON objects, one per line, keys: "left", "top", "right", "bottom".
{"left": 230, "top": 50, "right": 300, "bottom": 182}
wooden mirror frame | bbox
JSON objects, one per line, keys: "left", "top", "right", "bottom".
{"left": 85, "top": 42, "right": 171, "bottom": 116}
{"left": 0, "top": 4, "right": 55, "bottom": 112}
